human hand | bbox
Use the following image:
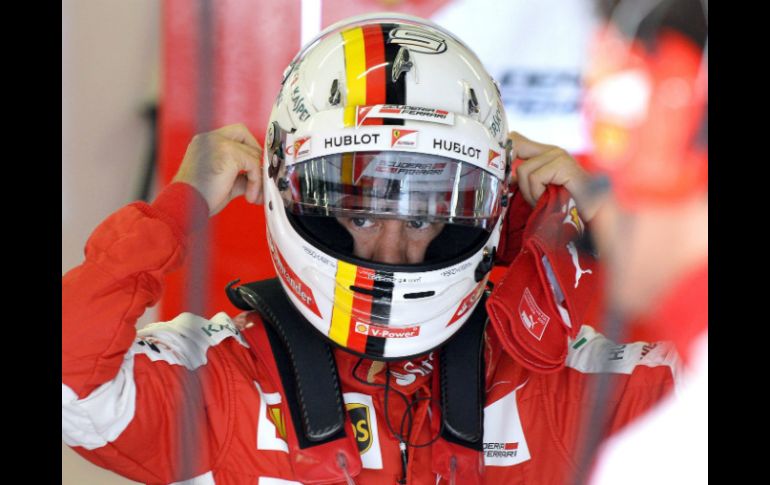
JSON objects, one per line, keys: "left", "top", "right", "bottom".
{"left": 509, "top": 131, "right": 601, "bottom": 221}
{"left": 172, "top": 123, "right": 263, "bottom": 216}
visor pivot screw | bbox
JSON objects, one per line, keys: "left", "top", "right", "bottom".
{"left": 267, "top": 121, "right": 281, "bottom": 153}
{"left": 277, "top": 178, "right": 290, "bottom": 191}
{"left": 267, "top": 123, "right": 284, "bottom": 180}
{"left": 329, "top": 79, "right": 341, "bottom": 106}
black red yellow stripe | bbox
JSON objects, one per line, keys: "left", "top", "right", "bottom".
{"left": 342, "top": 24, "right": 406, "bottom": 127}
{"left": 329, "top": 260, "right": 392, "bottom": 357}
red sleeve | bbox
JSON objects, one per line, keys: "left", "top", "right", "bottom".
{"left": 62, "top": 182, "right": 208, "bottom": 396}
{"left": 62, "top": 183, "right": 240, "bottom": 484}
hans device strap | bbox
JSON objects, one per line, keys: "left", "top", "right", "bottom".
{"left": 227, "top": 279, "right": 346, "bottom": 446}
{"left": 440, "top": 292, "right": 487, "bottom": 449}
{"left": 226, "top": 278, "right": 486, "bottom": 451}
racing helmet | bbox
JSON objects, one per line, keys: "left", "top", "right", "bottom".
{"left": 263, "top": 13, "right": 512, "bottom": 360}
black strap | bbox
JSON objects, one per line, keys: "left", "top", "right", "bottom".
{"left": 226, "top": 279, "right": 346, "bottom": 447}
{"left": 439, "top": 293, "right": 487, "bottom": 450}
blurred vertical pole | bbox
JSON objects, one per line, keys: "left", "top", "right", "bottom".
{"left": 176, "top": 1, "right": 215, "bottom": 479}
{"left": 159, "top": 0, "right": 303, "bottom": 322}
{"left": 570, "top": 307, "right": 628, "bottom": 485}
{"left": 186, "top": 0, "right": 215, "bottom": 318}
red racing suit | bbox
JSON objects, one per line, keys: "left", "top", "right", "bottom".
{"left": 62, "top": 183, "right": 679, "bottom": 485}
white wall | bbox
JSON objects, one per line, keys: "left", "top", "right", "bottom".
{"left": 62, "top": 1, "right": 159, "bottom": 483}
{"left": 62, "top": 0, "right": 159, "bottom": 274}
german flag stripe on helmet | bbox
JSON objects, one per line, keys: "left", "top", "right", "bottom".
{"left": 329, "top": 260, "right": 393, "bottom": 358}
{"left": 342, "top": 24, "right": 406, "bottom": 128}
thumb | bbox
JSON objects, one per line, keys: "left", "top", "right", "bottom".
{"left": 508, "top": 131, "right": 555, "bottom": 160}
{"left": 229, "top": 143, "right": 263, "bottom": 204}
{"left": 245, "top": 177, "right": 263, "bottom": 205}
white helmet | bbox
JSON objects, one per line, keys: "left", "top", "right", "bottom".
{"left": 263, "top": 13, "right": 512, "bottom": 360}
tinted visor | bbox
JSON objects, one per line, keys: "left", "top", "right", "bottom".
{"left": 280, "top": 151, "right": 502, "bottom": 231}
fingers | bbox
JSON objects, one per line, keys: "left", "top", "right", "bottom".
{"left": 172, "top": 125, "right": 264, "bottom": 216}
{"left": 509, "top": 131, "right": 593, "bottom": 214}
{"left": 515, "top": 148, "right": 562, "bottom": 206}
{"left": 508, "top": 131, "right": 555, "bottom": 160}
{"left": 230, "top": 174, "right": 248, "bottom": 200}
{"left": 219, "top": 140, "right": 263, "bottom": 205}
{"left": 215, "top": 123, "right": 261, "bottom": 149}
{"left": 221, "top": 172, "right": 260, "bottom": 213}
{"left": 209, "top": 174, "right": 249, "bottom": 216}
{"left": 247, "top": 178, "right": 264, "bottom": 205}
{"left": 528, "top": 154, "right": 589, "bottom": 203}
{"left": 508, "top": 130, "right": 561, "bottom": 204}
{"left": 231, "top": 142, "right": 263, "bottom": 204}
{"left": 226, "top": 140, "right": 262, "bottom": 179}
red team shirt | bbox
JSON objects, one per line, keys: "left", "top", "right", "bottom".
{"left": 62, "top": 184, "right": 679, "bottom": 484}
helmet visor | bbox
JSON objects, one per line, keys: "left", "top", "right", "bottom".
{"left": 279, "top": 151, "right": 503, "bottom": 231}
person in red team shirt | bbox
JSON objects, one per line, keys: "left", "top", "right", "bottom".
{"left": 63, "top": 13, "right": 679, "bottom": 485}
{"left": 580, "top": 0, "right": 707, "bottom": 483}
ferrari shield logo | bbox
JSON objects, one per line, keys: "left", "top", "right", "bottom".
{"left": 391, "top": 128, "right": 418, "bottom": 148}
{"left": 346, "top": 402, "right": 373, "bottom": 454}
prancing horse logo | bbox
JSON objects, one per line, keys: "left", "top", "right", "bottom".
{"left": 562, "top": 198, "right": 585, "bottom": 236}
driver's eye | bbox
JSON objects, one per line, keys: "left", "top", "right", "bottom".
{"left": 407, "top": 220, "right": 428, "bottom": 229}
{"left": 351, "top": 217, "right": 375, "bottom": 228}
